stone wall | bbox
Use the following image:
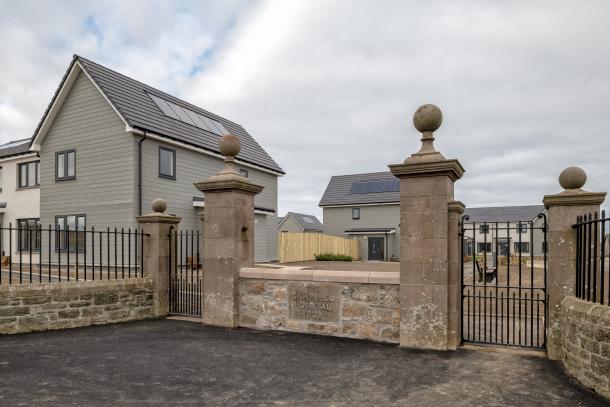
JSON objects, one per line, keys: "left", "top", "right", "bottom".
{"left": 239, "top": 268, "right": 400, "bottom": 343}
{"left": 0, "top": 278, "right": 155, "bottom": 334}
{"left": 559, "top": 296, "right": 610, "bottom": 399}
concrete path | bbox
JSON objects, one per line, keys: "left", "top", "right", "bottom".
{"left": 0, "top": 320, "right": 608, "bottom": 406}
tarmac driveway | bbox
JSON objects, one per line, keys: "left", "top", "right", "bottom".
{"left": 0, "top": 319, "right": 607, "bottom": 406}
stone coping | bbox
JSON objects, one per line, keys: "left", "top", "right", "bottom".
{"left": 0, "top": 277, "right": 153, "bottom": 294}
{"left": 240, "top": 268, "right": 399, "bottom": 284}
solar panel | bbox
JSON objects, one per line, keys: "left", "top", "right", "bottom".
{"left": 148, "top": 93, "right": 228, "bottom": 136}
{"left": 349, "top": 180, "right": 400, "bottom": 194}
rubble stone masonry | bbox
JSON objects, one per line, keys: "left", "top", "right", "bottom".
{"left": 0, "top": 278, "right": 155, "bottom": 334}
{"left": 560, "top": 296, "right": 610, "bottom": 399}
{"left": 239, "top": 268, "right": 400, "bottom": 343}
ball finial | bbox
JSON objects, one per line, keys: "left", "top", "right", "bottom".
{"left": 219, "top": 134, "right": 241, "bottom": 157}
{"left": 559, "top": 166, "right": 587, "bottom": 190}
{"left": 413, "top": 104, "right": 443, "bottom": 133}
{"left": 151, "top": 198, "right": 167, "bottom": 213}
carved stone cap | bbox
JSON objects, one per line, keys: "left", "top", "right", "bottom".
{"left": 448, "top": 200, "right": 466, "bottom": 214}
{"left": 194, "top": 133, "right": 264, "bottom": 195}
{"left": 136, "top": 214, "right": 182, "bottom": 224}
{"left": 194, "top": 179, "right": 264, "bottom": 195}
{"left": 389, "top": 159, "right": 465, "bottom": 181}
{"left": 543, "top": 166, "right": 606, "bottom": 208}
{"left": 543, "top": 191, "right": 606, "bottom": 209}
{"left": 136, "top": 198, "right": 182, "bottom": 224}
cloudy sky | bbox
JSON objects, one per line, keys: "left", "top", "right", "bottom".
{"left": 1, "top": 0, "right": 609, "bottom": 219}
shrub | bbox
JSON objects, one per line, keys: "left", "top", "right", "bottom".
{"left": 314, "top": 253, "right": 353, "bottom": 262}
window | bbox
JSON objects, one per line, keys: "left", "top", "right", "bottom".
{"left": 514, "top": 242, "right": 530, "bottom": 253}
{"left": 56, "top": 149, "right": 76, "bottom": 181}
{"left": 352, "top": 208, "right": 360, "bottom": 220}
{"left": 18, "top": 161, "right": 40, "bottom": 188}
{"left": 17, "top": 218, "right": 41, "bottom": 251}
{"left": 159, "top": 147, "right": 176, "bottom": 179}
{"left": 518, "top": 223, "right": 528, "bottom": 233}
{"left": 239, "top": 169, "right": 249, "bottom": 178}
{"left": 477, "top": 242, "right": 492, "bottom": 253}
{"left": 56, "top": 215, "right": 86, "bottom": 252}
{"left": 479, "top": 224, "right": 489, "bottom": 234}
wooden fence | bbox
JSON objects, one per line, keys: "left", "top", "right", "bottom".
{"left": 278, "top": 232, "right": 360, "bottom": 263}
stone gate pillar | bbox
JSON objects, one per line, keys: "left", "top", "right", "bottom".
{"left": 136, "top": 198, "right": 181, "bottom": 318}
{"left": 389, "top": 104, "right": 465, "bottom": 350}
{"left": 543, "top": 166, "right": 605, "bottom": 360}
{"left": 195, "top": 134, "right": 263, "bottom": 328}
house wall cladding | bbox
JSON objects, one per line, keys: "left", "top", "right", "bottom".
{"left": 239, "top": 277, "right": 400, "bottom": 343}
{"left": 559, "top": 296, "right": 610, "bottom": 399}
{"left": 138, "top": 133, "right": 279, "bottom": 263}
{"left": 0, "top": 278, "right": 155, "bottom": 335}
{"left": 40, "top": 70, "right": 136, "bottom": 231}
{"left": 322, "top": 204, "right": 400, "bottom": 260}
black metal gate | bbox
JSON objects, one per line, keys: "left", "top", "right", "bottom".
{"left": 460, "top": 213, "right": 547, "bottom": 348}
{"left": 168, "top": 228, "right": 202, "bottom": 318}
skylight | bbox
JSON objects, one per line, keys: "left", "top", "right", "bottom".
{"left": 302, "top": 216, "right": 315, "bottom": 224}
{"left": 349, "top": 180, "right": 400, "bottom": 195}
{"left": 148, "top": 93, "right": 228, "bottom": 136}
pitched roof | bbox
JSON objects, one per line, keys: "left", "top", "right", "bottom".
{"left": 279, "top": 212, "right": 323, "bottom": 231}
{"left": 0, "top": 138, "right": 33, "bottom": 159}
{"left": 32, "top": 55, "right": 284, "bottom": 174}
{"left": 464, "top": 205, "right": 545, "bottom": 223}
{"left": 319, "top": 171, "right": 399, "bottom": 207}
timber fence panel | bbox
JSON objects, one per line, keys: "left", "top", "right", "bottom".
{"left": 278, "top": 233, "right": 359, "bottom": 263}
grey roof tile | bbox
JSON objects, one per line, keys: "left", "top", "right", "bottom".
{"left": 464, "top": 205, "right": 545, "bottom": 223}
{"left": 281, "top": 212, "right": 323, "bottom": 231}
{"left": 0, "top": 138, "right": 32, "bottom": 159}
{"left": 319, "top": 171, "right": 399, "bottom": 206}
{"left": 32, "top": 55, "right": 283, "bottom": 174}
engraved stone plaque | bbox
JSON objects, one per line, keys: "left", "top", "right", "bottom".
{"left": 288, "top": 282, "right": 340, "bottom": 322}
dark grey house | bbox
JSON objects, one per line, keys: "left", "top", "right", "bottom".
{"left": 277, "top": 212, "right": 323, "bottom": 233}
{"left": 30, "top": 55, "right": 284, "bottom": 262}
{"left": 319, "top": 171, "right": 400, "bottom": 261}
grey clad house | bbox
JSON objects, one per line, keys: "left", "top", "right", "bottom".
{"left": 30, "top": 55, "right": 284, "bottom": 262}
{"left": 277, "top": 212, "right": 323, "bottom": 233}
{"left": 319, "top": 172, "right": 400, "bottom": 261}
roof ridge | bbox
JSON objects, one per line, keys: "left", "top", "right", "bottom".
{"left": 75, "top": 55, "right": 246, "bottom": 131}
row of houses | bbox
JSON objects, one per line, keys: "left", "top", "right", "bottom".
{"left": 1, "top": 55, "right": 283, "bottom": 263}
{"left": 278, "top": 172, "right": 548, "bottom": 262}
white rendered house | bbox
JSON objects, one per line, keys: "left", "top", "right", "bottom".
{"left": 0, "top": 138, "right": 40, "bottom": 263}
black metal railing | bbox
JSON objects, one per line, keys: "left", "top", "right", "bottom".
{"left": 574, "top": 211, "right": 609, "bottom": 305}
{"left": 0, "top": 224, "right": 147, "bottom": 285}
{"left": 168, "top": 228, "right": 202, "bottom": 317}
{"left": 460, "top": 213, "right": 547, "bottom": 349}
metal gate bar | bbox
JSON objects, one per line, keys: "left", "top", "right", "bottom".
{"left": 460, "top": 213, "right": 547, "bottom": 349}
{"left": 169, "top": 228, "right": 202, "bottom": 317}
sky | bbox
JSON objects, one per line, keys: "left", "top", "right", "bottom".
{"left": 1, "top": 0, "right": 609, "bottom": 219}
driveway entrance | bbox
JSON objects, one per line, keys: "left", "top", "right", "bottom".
{"left": 0, "top": 320, "right": 606, "bottom": 406}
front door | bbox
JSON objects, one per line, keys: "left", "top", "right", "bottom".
{"left": 368, "top": 237, "right": 384, "bottom": 261}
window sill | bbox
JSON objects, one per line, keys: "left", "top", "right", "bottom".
{"left": 159, "top": 174, "right": 176, "bottom": 180}
{"left": 16, "top": 185, "right": 40, "bottom": 191}
{"left": 55, "top": 177, "right": 76, "bottom": 182}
